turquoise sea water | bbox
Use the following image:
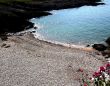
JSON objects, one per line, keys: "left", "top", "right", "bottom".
{"left": 31, "top": 0, "right": 110, "bottom": 46}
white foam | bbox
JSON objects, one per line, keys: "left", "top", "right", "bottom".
{"left": 32, "top": 23, "right": 92, "bottom": 50}
{"left": 33, "top": 32, "right": 86, "bottom": 49}
{"left": 34, "top": 23, "right": 44, "bottom": 29}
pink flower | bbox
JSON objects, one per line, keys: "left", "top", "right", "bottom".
{"left": 107, "top": 69, "right": 110, "bottom": 74}
{"left": 89, "top": 77, "right": 92, "bottom": 80}
{"left": 78, "top": 68, "right": 83, "bottom": 72}
{"left": 100, "top": 66, "right": 105, "bottom": 71}
{"left": 93, "top": 72, "right": 101, "bottom": 77}
{"left": 83, "top": 83, "right": 88, "bottom": 86}
{"left": 86, "top": 74, "right": 88, "bottom": 76}
{"left": 106, "top": 63, "right": 110, "bottom": 69}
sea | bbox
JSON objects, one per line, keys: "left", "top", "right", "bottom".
{"left": 30, "top": 0, "right": 110, "bottom": 47}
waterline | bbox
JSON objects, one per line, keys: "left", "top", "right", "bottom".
{"left": 32, "top": 24, "right": 94, "bottom": 51}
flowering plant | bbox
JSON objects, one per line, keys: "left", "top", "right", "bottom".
{"left": 79, "top": 63, "right": 110, "bottom": 86}
{"left": 92, "top": 63, "right": 110, "bottom": 86}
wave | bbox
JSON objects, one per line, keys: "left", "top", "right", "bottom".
{"left": 32, "top": 24, "right": 94, "bottom": 51}
{"left": 34, "top": 23, "right": 43, "bottom": 29}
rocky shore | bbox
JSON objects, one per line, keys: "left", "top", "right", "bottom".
{"left": 0, "top": 0, "right": 103, "bottom": 35}
{"left": 92, "top": 37, "right": 110, "bottom": 59}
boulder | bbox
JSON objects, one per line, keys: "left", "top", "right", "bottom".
{"left": 86, "top": 44, "right": 90, "bottom": 47}
{"left": 0, "top": 34, "right": 8, "bottom": 41}
{"left": 92, "top": 44, "right": 107, "bottom": 51}
{"left": 106, "top": 37, "right": 110, "bottom": 45}
{"left": 101, "top": 50, "right": 110, "bottom": 56}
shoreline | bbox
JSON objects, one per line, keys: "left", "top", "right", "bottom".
{"left": 27, "top": 23, "right": 95, "bottom": 52}
{"left": 33, "top": 31, "right": 95, "bottom": 52}
{"left": 17, "top": 28, "right": 95, "bottom": 52}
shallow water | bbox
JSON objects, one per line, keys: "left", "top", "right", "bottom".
{"left": 31, "top": 0, "right": 110, "bottom": 46}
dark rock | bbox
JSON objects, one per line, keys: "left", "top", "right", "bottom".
{"left": 1, "top": 43, "right": 10, "bottom": 48}
{"left": 102, "top": 50, "right": 110, "bottom": 56}
{"left": 92, "top": 44, "right": 107, "bottom": 51}
{"left": 0, "top": 14, "right": 34, "bottom": 33}
{"left": 106, "top": 37, "right": 110, "bottom": 45}
{"left": 101, "top": 51, "right": 107, "bottom": 56}
{"left": 4, "top": 45, "right": 10, "bottom": 48}
{"left": 0, "top": 34, "right": 8, "bottom": 41}
{"left": 34, "top": 26, "right": 37, "bottom": 29}
{"left": 1, "top": 43, "right": 7, "bottom": 47}
{"left": 86, "top": 44, "right": 90, "bottom": 47}
{"left": 95, "top": 52, "right": 101, "bottom": 55}
{"left": 32, "top": 31, "right": 36, "bottom": 33}
{"left": 105, "top": 56, "right": 110, "bottom": 59}
{"left": 0, "top": 2, "right": 51, "bottom": 34}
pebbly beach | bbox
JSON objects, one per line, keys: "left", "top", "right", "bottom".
{"left": 0, "top": 32, "right": 105, "bottom": 86}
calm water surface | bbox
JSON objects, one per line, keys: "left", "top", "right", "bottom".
{"left": 31, "top": 0, "right": 110, "bottom": 46}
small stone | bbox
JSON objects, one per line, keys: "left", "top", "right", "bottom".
{"left": 105, "top": 56, "right": 110, "bottom": 59}
{"left": 86, "top": 44, "right": 90, "bottom": 47}
{"left": 102, "top": 50, "right": 110, "bottom": 56}
{"left": 4, "top": 45, "right": 10, "bottom": 48}
{"left": 32, "top": 31, "right": 36, "bottom": 33}
{"left": 1, "top": 43, "right": 10, "bottom": 48}
{"left": 34, "top": 26, "right": 37, "bottom": 29}
{"left": 1, "top": 43, "right": 7, "bottom": 48}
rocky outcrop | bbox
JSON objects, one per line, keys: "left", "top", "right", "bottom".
{"left": 102, "top": 50, "right": 110, "bottom": 57}
{"left": 92, "top": 44, "right": 107, "bottom": 51}
{"left": 92, "top": 37, "right": 110, "bottom": 58}
{"left": 106, "top": 37, "right": 110, "bottom": 45}
{"left": 0, "top": 2, "right": 51, "bottom": 34}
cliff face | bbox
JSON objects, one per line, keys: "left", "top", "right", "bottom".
{"left": 0, "top": 0, "right": 103, "bottom": 34}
